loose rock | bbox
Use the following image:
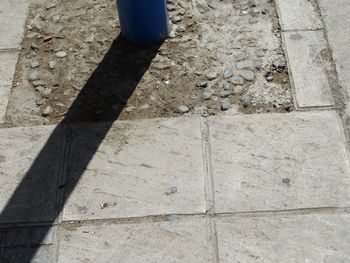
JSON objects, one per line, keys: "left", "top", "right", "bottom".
{"left": 48, "top": 60, "right": 57, "bottom": 69}
{"left": 40, "top": 88, "right": 52, "bottom": 98}
{"left": 240, "top": 94, "right": 252, "bottom": 107}
{"left": 27, "top": 71, "right": 39, "bottom": 81}
{"left": 202, "top": 91, "right": 212, "bottom": 100}
{"left": 236, "top": 60, "right": 252, "bottom": 69}
{"left": 42, "top": 106, "right": 53, "bottom": 116}
{"left": 175, "top": 105, "right": 189, "bottom": 113}
{"left": 52, "top": 15, "right": 61, "bottom": 23}
{"left": 205, "top": 71, "right": 219, "bottom": 81}
{"left": 30, "top": 61, "right": 40, "bottom": 68}
{"left": 266, "top": 75, "right": 274, "bottom": 82}
{"left": 196, "top": 82, "right": 208, "bottom": 88}
{"left": 46, "top": 3, "right": 56, "bottom": 10}
{"left": 219, "top": 91, "right": 231, "bottom": 98}
{"left": 230, "top": 76, "right": 244, "bottom": 85}
{"left": 239, "top": 70, "right": 255, "bottom": 81}
{"left": 55, "top": 51, "right": 67, "bottom": 58}
{"left": 221, "top": 101, "right": 231, "bottom": 111}
{"left": 33, "top": 80, "right": 45, "bottom": 87}
{"left": 208, "top": 1, "right": 217, "bottom": 9}
{"left": 223, "top": 67, "right": 233, "bottom": 79}
{"left": 35, "top": 98, "right": 44, "bottom": 106}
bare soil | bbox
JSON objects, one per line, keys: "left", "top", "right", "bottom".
{"left": 7, "top": 0, "right": 293, "bottom": 125}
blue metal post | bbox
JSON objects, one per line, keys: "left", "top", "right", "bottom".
{"left": 116, "top": 0, "right": 169, "bottom": 44}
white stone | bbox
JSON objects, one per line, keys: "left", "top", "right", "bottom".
{"left": 58, "top": 219, "right": 213, "bottom": 263}
{"left": 216, "top": 214, "right": 350, "bottom": 262}
{"left": 0, "top": 52, "right": 18, "bottom": 123}
{"left": 208, "top": 111, "right": 350, "bottom": 213}
{"left": 62, "top": 118, "right": 206, "bottom": 221}
{"left": 276, "top": 0, "right": 323, "bottom": 30}
{"left": 283, "top": 31, "right": 334, "bottom": 107}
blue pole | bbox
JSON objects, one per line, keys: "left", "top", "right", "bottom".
{"left": 116, "top": 0, "right": 169, "bottom": 44}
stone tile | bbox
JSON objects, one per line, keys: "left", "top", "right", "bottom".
{"left": 208, "top": 111, "right": 350, "bottom": 213}
{"left": 62, "top": 118, "right": 206, "bottom": 221}
{"left": 283, "top": 31, "right": 334, "bottom": 108}
{"left": 0, "top": 0, "right": 29, "bottom": 49}
{"left": 0, "top": 125, "right": 66, "bottom": 223}
{"left": 216, "top": 213, "right": 350, "bottom": 262}
{"left": 31, "top": 226, "right": 56, "bottom": 245}
{"left": 318, "top": 0, "right": 350, "bottom": 125}
{"left": 0, "top": 52, "right": 18, "bottom": 123}
{"left": 276, "top": 0, "right": 323, "bottom": 30}
{"left": 30, "top": 246, "right": 55, "bottom": 263}
{"left": 58, "top": 218, "right": 213, "bottom": 263}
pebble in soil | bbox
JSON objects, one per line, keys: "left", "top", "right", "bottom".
{"left": 8, "top": 0, "right": 293, "bottom": 125}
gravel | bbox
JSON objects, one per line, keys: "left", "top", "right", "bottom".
{"left": 202, "top": 91, "right": 212, "bottom": 100}
{"left": 42, "top": 106, "right": 53, "bottom": 116}
{"left": 236, "top": 60, "right": 252, "bottom": 69}
{"left": 30, "top": 61, "right": 40, "bottom": 68}
{"left": 230, "top": 76, "right": 244, "bottom": 85}
{"left": 239, "top": 70, "right": 255, "bottom": 81}
{"left": 48, "top": 60, "right": 57, "bottom": 69}
{"left": 219, "top": 91, "right": 231, "bottom": 98}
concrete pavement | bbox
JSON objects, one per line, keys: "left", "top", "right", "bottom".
{"left": 1, "top": 0, "right": 350, "bottom": 262}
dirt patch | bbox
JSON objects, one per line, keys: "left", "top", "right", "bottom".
{"left": 7, "top": 0, "right": 293, "bottom": 125}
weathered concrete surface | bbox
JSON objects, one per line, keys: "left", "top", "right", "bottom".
{"left": 0, "top": 0, "right": 30, "bottom": 50}
{"left": 58, "top": 218, "right": 213, "bottom": 263}
{"left": 216, "top": 213, "right": 350, "bottom": 262}
{"left": 283, "top": 31, "right": 334, "bottom": 108}
{"left": 276, "top": 0, "right": 323, "bottom": 30}
{"left": 0, "top": 125, "right": 65, "bottom": 223}
{"left": 208, "top": 111, "right": 350, "bottom": 213}
{"left": 0, "top": 52, "right": 18, "bottom": 123}
{"left": 62, "top": 118, "right": 206, "bottom": 221}
{"left": 317, "top": 0, "right": 350, "bottom": 122}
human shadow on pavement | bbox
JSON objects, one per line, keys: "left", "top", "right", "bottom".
{"left": 0, "top": 34, "right": 162, "bottom": 262}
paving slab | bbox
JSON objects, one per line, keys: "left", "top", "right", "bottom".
{"left": 57, "top": 218, "right": 213, "bottom": 263}
{"left": 283, "top": 31, "right": 334, "bottom": 108}
{"left": 62, "top": 118, "right": 206, "bottom": 221}
{"left": 208, "top": 111, "right": 350, "bottom": 213}
{"left": 318, "top": 0, "right": 350, "bottom": 121}
{"left": 216, "top": 213, "right": 350, "bottom": 262}
{"left": 0, "top": 225, "right": 56, "bottom": 263}
{"left": 0, "top": 52, "right": 18, "bottom": 123}
{"left": 0, "top": 0, "right": 30, "bottom": 50}
{"left": 0, "top": 125, "right": 66, "bottom": 223}
{"left": 276, "top": 0, "right": 323, "bottom": 31}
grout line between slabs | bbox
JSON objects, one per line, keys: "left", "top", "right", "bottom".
{"left": 200, "top": 117, "right": 215, "bottom": 216}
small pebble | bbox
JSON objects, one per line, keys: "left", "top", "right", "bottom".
{"left": 205, "top": 71, "right": 219, "bottom": 81}
{"left": 26, "top": 51, "right": 37, "bottom": 59}
{"left": 266, "top": 75, "right": 274, "bottom": 82}
{"left": 52, "top": 15, "right": 61, "bottom": 23}
{"left": 219, "top": 91, "right": 231, "bottom": 98}
{"left": 32, "top": 80, "right": 45, "bottom": 87}
{"left": 175, "top": 105, "right": 189, "bottom": 113}
{"left": 222, "top": 83, "right": 231, "bottom": 90}
{"left": 35, "top": 86, "right": 44, "bottom": 92}
{"left": 208, "top": 1, "right": 217, "bottom": 9}
{"left": 236, "top": 60, "right": 252, "bottom": 69}
{"left": 40, "top": 88, "right": 52, "bottom": 98}
{"left": 234, "top": 53, "right": 247, "bottom": 62}
{"left": 196, "top": 82, "right": 208, "bottom": 88}
{"left": 240, "top": 95, "right": 252, "bottom": 107}
{"left": 223, "top": 67, "right": 233, "bottom": 79}
{"left": 30, "top": 43, "right": 38, "bottom": 50}
{"left": 30, "top": 61, "right": 40, "bottom": 68}
{"left": 172, "top": 16, "right": 182, "bottom": 23}
{"left": 255, "top": 50, "right": 265, "bottom": 57}
{"left": 48, "top": 60, "right": 57, "bottom": 69}
{"left": 84, "top": 36, "right": 94, "bottom": 43}
{"left": 202, "top": 91, "right": 212, "bottom": 100}
{"left": 230, "top": 76, "right": 244, "bottom": 85}
{"left": 42, "top": 106, "right": 53, "bottom": 116}
{"left": 55, "top": 51, "right": 67, "bottom": 58}
{"left": 234, "top": 85, "right": 245, "bottom": 95}
{"left": 27, "top": 71, "right": 39, "bottom": 81}
{"left": 35, "top": 98, "right": 44, "bottom": 106}
{"left": 239, "top": 70, "right": 255, "bottom": 81}
{"left": 46, "top": 3, "right": 56, "bottom": 10}
{"left": 221, "top": 101, "right": 231, "bottom": 111}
